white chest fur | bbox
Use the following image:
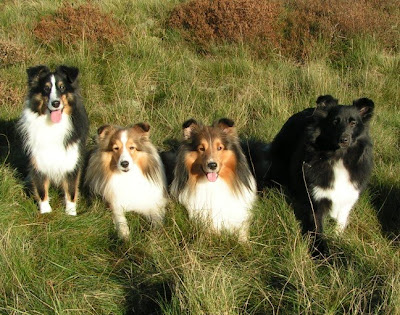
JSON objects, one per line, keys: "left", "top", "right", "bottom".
{"left": 19, "top": 108, "right": 80, "bottom": 183}
{"left": 104, "top": 164, "right": 166, "bottom": 216}
{"left": 178, "top": 178, "right": 256, "bottom": 232}
{"left": 312, "top": 159, "right": 360, "bottom": 232}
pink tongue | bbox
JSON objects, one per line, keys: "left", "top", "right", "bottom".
{"left": 50, "top": 110, "right": 62, "bottom": 123}
{"left": 206, "top": 172, "right": 218, "bottom": 182}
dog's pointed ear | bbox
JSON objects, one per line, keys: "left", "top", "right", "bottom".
{"left": 353, "top": 98, "right": 374, "bottom": 123}
{"left": 316, "top": 95, "right": 338, "bottom": 109}
{"left": 56, "top": 65, "right": 79, "bottom": 84}
{"left": 97, "top": 125, "right": 115, "bottom": 143}
{"left": 182, "top": 119, "right": 198, "bottom": 140}
{"left": 216, "top": 118, "right": 236, "bottom": 136}
{"left": 27, "top": 65, "right": 50, "bottom": 88}
{"left": 132, "top": 122, "right": 151, "bottom": 139}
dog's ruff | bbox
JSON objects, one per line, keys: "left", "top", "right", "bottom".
{"left": 178, "top": 176, "right": 256, "bottom": 234}
{"left": 19, "top": 107, "right": 80, "bottom": 184}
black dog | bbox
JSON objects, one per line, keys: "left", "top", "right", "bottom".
{"left": 267, "top": 95, "right": 374, "bottom": 255}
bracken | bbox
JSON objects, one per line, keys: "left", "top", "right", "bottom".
{"left": 0, "top": 40, "right": 27, "bottom": 67}
{"left": 168, "top": 0, "right": 399, "bottom": 59}
{"left": 33, "top": 3, "right": 125, "bottom": 48}
{"left": 168, "top": 0, "right": 282, "bottom": 50}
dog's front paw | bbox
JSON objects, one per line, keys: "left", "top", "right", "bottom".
{"left": 117, "top": 222, "right": 130, "bottom": 241}
{"left": 39, "top": 200, "right": 52, "bottom": 214}
{"left": 65, "top": 201, "right": 77, "bottom": 216}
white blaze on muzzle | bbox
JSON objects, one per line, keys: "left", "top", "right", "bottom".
{"left": 48, "top": 75, "right": 64, "bottom": 123}
{"left": 118, "top": 131, "right": 134, "bottom": 172}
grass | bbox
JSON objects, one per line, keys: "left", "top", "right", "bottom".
{"left": 0, "top": 0, "right": 399, "bottom": 314}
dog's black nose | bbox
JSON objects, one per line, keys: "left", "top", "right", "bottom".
{"left": 340, "top": 135, "right": 349, "bottom": 144}
{"left": 120, "top": 161, "right": 129, "bottom": 168}
{"left": 52, "top": 101, "right": 60, "bottom": 108}
{"left": 207, "top": 162, "right": 217, "bottom": 170}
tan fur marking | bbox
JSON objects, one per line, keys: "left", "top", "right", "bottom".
{"left": 33, "top": 177, "right": 50, "bottom": 202}
{"left": 33, "top": 93, "right": 46, "bottom": 114}
{"left": 185, "top": 151, "right": 204, "bottom": 188}
{"left": 61, "top": 94, "right": 72, "bottom": 115}
{"left": 218, "top": 150, "right": 237, "bottom": 188}
{"left": 63, "top": 170, "right": 81, "bottom": 202}
{"left": 136, "top": 151, "right": 148, "bottom": 175}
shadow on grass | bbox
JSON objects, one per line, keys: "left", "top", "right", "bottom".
{"left": 123, "top": 277, "right": 173, "bottom": 315}
{"left": 108, "top": 219, "right": 174, "bottom": 315}
{"left": 0, "top": 118, "right": 29, "bottom": 178}
{"left": 370, "top": 183, "right": 400, "bottom": 243}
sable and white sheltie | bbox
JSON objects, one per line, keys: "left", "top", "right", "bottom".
{"left": 18, "top": 65, "right": 89, "bottom": 215}
{"left": 171, "top": 118, "right": 257, "bottom": 241}
{"left": 266, "top": 95, "right": 374, "bottom": 254}
{"left": 84, "top": 124, "right": 167, "bottom": 240}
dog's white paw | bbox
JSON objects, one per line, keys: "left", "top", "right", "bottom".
{"left": 39, "top": 200, "right": 52, "bottom": 214}
{"left": 117, "top": 223, "right": 130, "bottom": 241}
{"left": 65, "top": 201, "right": 77, "bottom": 216}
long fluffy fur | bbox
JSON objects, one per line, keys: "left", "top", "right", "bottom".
{"left": 85, "top": 124, "right": 167, "bottom": 240}
{"left": 171, "top": 118, "right": 257, "bottom": 241}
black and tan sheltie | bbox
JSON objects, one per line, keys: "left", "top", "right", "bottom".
{"left": 171, "top": 118, "right": 257, "bottom": 241}
{"left": 18, "top": 65, "right": 89, "bottom": 215}
{"left": 85, "top": 123, "right": 167, "bottom": 240}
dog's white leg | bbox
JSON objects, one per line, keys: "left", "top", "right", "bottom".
{"left": 63, "top": 172, "right": 80, "bottom": 216}
{"left": 112, "top": 206, "right": 130, "bottom": 241}
{"left": 39, "top": 200, "right": 52, "bottom": 214}
{"left": 335, "top": 207, "right": 351, "bottom": 234}
{"left": 32, "top": 172, "right": 52, "bottom": 214}
{"left": 65, "top": 199, "right": 77, "bottom": 216}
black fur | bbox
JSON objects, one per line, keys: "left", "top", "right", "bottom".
{"left": 241, "top": 139, "right": 270, "bottom": 190}
{"left": 18, "top": 65, "right": 89, "bottom": 213}
{"left": 266, "top": 95, "right": 374, "bottom": 255}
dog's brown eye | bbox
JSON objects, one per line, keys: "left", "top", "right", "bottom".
{"left": 198, "top": 146, "right": 205, "bottom": 152}
{"left": 113, "top": 145, "right": 119, "bottom": 151}
{"left": 59, "top": 85, "right": 65, "bottom": 92}
{"left": 349, "top": 120, "right": 357, "bottom": 127}
{"left": 129, "top": 146, "right": 135, "bottom": 151}
{"left": 44, "top": 86, "right": 50, "bottom": 93}
{"left": 217, "top": 146, "right": 223, "bottom": 151}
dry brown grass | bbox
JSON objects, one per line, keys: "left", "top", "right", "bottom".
{"left": 168, "top": 0, "right": 282, "bottom": 50}
{"left": 33, "top": 3, "right": 125, "bottom": 49}
{"left": 282, "top": 0, "right": 400, "bottom": 59}
{"left": 0, "top": 40, "right": 27, "bottom": 67}
{"left": 0, "top": 79, "right": 24, "bottom": 110}
{"left": 168, "top": 0, "right": 399, "bottom": 59}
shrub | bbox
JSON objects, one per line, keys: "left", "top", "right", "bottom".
{"left": 0, "top": 40, "right": 27, "bottom": 67}
{"left": 168, "top": 0, "right": 282, "bottom": 50}
{"left": 168, "top": 0, "right": 399, "bottom": 59}
{"left": 33, "top": 4, "right": 125, "bottom": 49}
